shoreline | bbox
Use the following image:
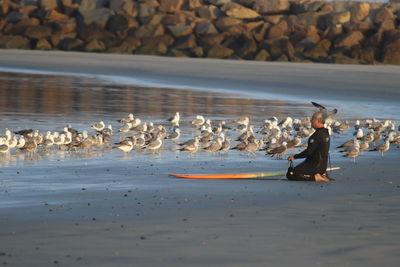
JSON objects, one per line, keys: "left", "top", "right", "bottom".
{"left": 1, "top": 50, "right": 400, "bottom": 104}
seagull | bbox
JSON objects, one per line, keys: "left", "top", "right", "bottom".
{"left": 118, "top": 113, "right": 134, "bottom": 123}
{"left": 203, "top": 136, "right": 223, "bottom": 153}
{"left": 167, "top": 112, "right": 180, "bottom": 125}
{"left": 179, "top": 139, "right": 199, "bottom": 153}
{"left": 113, "top": 140, "right": 134, "bottom": 153}
{"left": 166, "top": 127, "right": 180, "bottom": 141}
{"left": 0, "top": 138, "right": 9, "bottom": 154}
{"left": 191, "top": 115, "right": 205, "bottom": 127}
{"left": 234, "top": 117, "right": 249, "bottom": 125}
{"left": 369, "top": 140, "right": 390, "bottom": 156}
{"left": 91, "top": 121, "right": 105, "bottom": 132}
{"left": 219, "top": 136, "right": 231, "bottom": 152}
{"left": 286, "top": 136, "right": 302, "bottom": 149}
{"left": 267, "top": 141, "right": 287, "bottom": 159}
{"left": 144, "top": 136, "right": 163, "bottom": 152}
{"left": 343, "top": 147, "right": 360, "bottom": 163}
{"left": 119, "top": 122, "right": 132, "bottom": 133}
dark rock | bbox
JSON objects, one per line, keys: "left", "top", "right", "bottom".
{"left": 335, "top": 31, "right": 364, "bottom": 49}
{"left": 254, "top": 49, "right": 271, "bottom": 61}
{"left": 107, "top": 37, "right": 141, "bottom": 53}
{"left": 173, "top": 34, "right": 197, "bottom": 49}
{"left": 195, "top": 5, "right": 221, "bottom": 20}
{"left": 134, "top": 24, "right": 165, "bottom": 39}
{"left": 78, "top": 23, "right": 115, "bottom": 42}
{"left": 260, "top": 36, "right": 294, "bottom": 59}
{"left": 0, "top": 35, "right": 31, "bottom": 49}
{"left": 373, "top": 7, "right": 394, "bottom": 25}
{"left": 267, "top": 20, "right": 288, "bottom": 39}
{"left": 106, "top": 14, "right": 129, "bottom": 37}
{"left": 195, "top": 21, "right": 219, "bottom": 36}
{"left": 40, "top": 0, "right": 58, "bottom": 10}
{"left": 350, "top": 2, "right": 370, "bottom": 23}
{"left": 79, "top": 8, "right": 114, "bottom": 27}
{"left": 221, "top": 2, "right": 260, "bottom": 19}
{"left": 215, "top": 17, "right": 242, "bottom": 32}
{"left": 35, "top": 38, "right": 52, "bottom": 50}
{"left": 167, "top": 25, "right": 193, "bottom": 38}
{"left": 24, "top": 25, "right": 52, "bottom": 39}
{"left": 159, "top": 0, "right": 184, "bottom": 13}
{"left": 253, "top": 0, "right": 289, "bottom": 14}
{"left": 59, "top": 37, "right": 84, "bottom": 50}
{"left": 207, "top": 44, "right": 234, "bottom": 58}
{"left": 52, "top": 18, "right": 77, "bottom": 34}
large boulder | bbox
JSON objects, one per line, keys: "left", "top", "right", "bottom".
{"left": 267, "top": 20, "right": 288, "bottom": 39}
{"left": 35, "top": 38, "right": 53, "bottom": 50}
{"left": 254, "top": 49, "right": 271, "bottom": 61}
{"left": 335, "top": 31, "right": 364, "bottom": 49}
{"left": 78, "top": 23, "right": 115, "bottom": 42}
{"left": 173, "top": 34, "right": 197, "bottom": 49}
{"left": 107, "top": 37, "right": 141, "bottom": 54}
{"left": 53, "top": 18, "right": 77, "bottom": 34}
{"left": 195, "top": 21, "right": 219, "bottom": 35}
{"left": 24, "top": 25, "right": 53, "bottom": 39}
{"left": 19, "top": 5, "right": 39, "bottom": 16}
{"left": 253, "top": 22, "right": 270, "bottom": 41}
{"left": 253, "top": 0, "right": 290, "bottom": 14}
{"left": 221, "top": 2, "right": 260, "bottom": 19}
{"left": 106, "top": 14, "right": 129, "bottom": 37}
{"left": 350, "top": 2, "right": 370, "bottom": 23}
{"left": 78, "top": 0, "right": 108, "bottom": 10}
{"left": 373, "top": 7, "right": 394, "bottom": 24}
{"left": 44, "top": 9, "right": 69, "bottom": 23}
{"left": 59, "top": 37, "right": 85, "bottom": 50}
{"left": 3, "top": 17, "right": 41, "bottom": 35}
{"left": 40, "top": 0, "right": 58, "bottom": 10}
{"left": 159, "top": 0, "right": 184, "bottom": 13}
{"left": 134, "top": 24, "right": 165, "bottom": 39}
{"left": 198, "top": 33, "right": 227, "bottom": 46}
{"left": 215, "top": 17, "right": 242, "bottom": 31}
{"left": 162, "top": 13, "right": 187, "bottom": 25}
{"left": 382, "top": 39, "right": 400, "bottom": 64}
{"left": 303, "top": 39, "right": 331, "bottom": 60}
{"left": 207, "top": 44, "right": 234, "bottom": 58}
{"left": 79, "top": 8, "right": 115, "bottom": 27}
{"left": 260, "top": 37, "right": 294, "bottom": 59}
{"left": 85, "top": 39, "right": 106, "bottom": 52}
{"left": 195, "top": 5, "right": 221, "bottom": 20}
{"left": 167, "top": 25, "right": 193, "bottom": 37}
{"left": 187, "top": 0, "right": 203, "bottom": 9}
{"left": 0, "top": 35, "right": 31, "bottom": 49}
{"left": 138, "top": 1, "right": 158, "bottom": 17}
{"left": 109, "top": 0, "right": 138, "bottom": 16}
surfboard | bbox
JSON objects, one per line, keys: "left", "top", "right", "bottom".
{"left": 170, "top": 167, "right": 340, "bottom": 179}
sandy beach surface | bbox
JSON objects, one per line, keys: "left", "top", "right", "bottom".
{"left": 0, "top": 49, "right": 400, "bottom": 266}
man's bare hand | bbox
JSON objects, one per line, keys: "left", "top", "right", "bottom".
{"left": 287, "top": 156, "right": 295, "bottom": 161}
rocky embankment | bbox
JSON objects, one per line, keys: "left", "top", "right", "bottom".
{"left": 1, "top": 0, "right": 400, "bottom": 65}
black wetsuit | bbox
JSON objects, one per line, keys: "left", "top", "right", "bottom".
{"left": 287, "top": 127, "right": 330, "bottom": 181}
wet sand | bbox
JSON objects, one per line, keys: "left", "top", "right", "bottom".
{"left": 0, "top": 50, "right": 400, "bottom": 266}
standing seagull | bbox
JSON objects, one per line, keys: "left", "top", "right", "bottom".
{"left": 113, "top": 140, "right": 134, "bottom": 153}
{"left": 267, "top": 141, "right": 287, "bottom": 159}
{"left": 168, "top": 112, "right": 180, "bottom": 126}
{"left": 369, "top": 140, "right": 390, "bottom": 156}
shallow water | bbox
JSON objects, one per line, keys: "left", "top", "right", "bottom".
{"left": 0, "top": 70, "right": 399, "bottom": 207}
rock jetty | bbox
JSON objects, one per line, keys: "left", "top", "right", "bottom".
{"left": 1, "top": 0, "right": 400, "bottom": 64}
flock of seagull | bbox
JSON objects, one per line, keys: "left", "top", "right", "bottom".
{"left": 0, "top": 111, "right": 399, "bottom": 163}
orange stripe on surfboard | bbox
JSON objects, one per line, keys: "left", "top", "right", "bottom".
{"left": 169, "top": 167, "right": 340, "bottom": 179}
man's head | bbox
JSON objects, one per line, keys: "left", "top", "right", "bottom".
{"left": 311, "top": 111, "right": 326, "bottom": 129}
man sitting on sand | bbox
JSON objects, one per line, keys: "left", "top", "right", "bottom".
{"left": 287, "top": 111, "right": 331, "bottom": 182}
